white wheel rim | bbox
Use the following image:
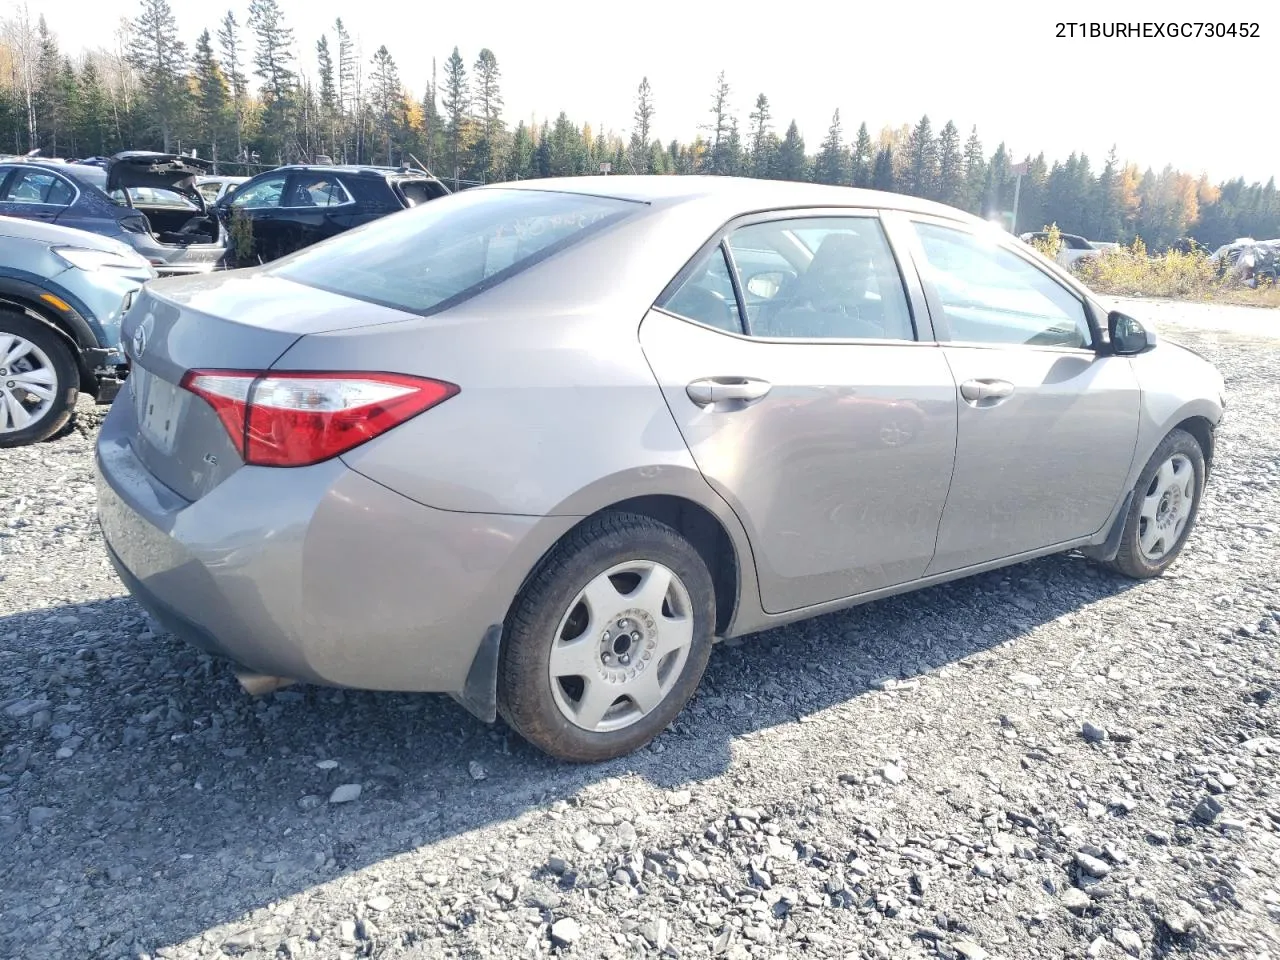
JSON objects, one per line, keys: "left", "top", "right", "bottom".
{"left": 548, "top": 560, "right": 695, "bottom": 733}
{"left": 0, "top": 332, "right": 58, "bottom": 434}
{"left": 1138, "top": 453, "right": 1196, "bottom": 561}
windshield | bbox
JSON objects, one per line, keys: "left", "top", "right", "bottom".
{"left": 269, "top": 188, "right": 640, "bottom": 314}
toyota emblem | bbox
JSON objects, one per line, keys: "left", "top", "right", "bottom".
{"left": 132, "top": 322, "right": 148, "bottom": 358}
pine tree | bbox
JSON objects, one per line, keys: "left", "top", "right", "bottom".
{"left": 723, "top": 117, "right": 744, "bottom": 176}
{"left": 335, "top": 18, "right": 355, "bottom": 129}
{"left": 630, "top": 77, "right": 654, "bottom": 171}
{"left": 1015, "top": 153, "right": 1049, "bottom": 234}
{"left": 126, "top": 0, "right": 187, "bottom": 152}
{"left": 247, "top": 0, "right": 295, "bottom": 161}
{"left": 701, "top": 71, "right": 732, "bottom": 174}
{"left": 961, "top": 126, "right": 985, "bottom": 214}
{"left": 247, "top": 0, "right": 294, "bottom": 105}
{"left": 471, "top": 48, "right": 503, "bottom": 181}
{"left": 368, "top": 45, "right": 400, "bottom": 164}
{"left": 314, "top": 35, "right": 337, "bottom": 158}
{"left": 548, "top": 111, "right": 581, "bottom": 177}
{"left": 420, "top": 77, "right": 443, "bottom": 170}
{"left": 985, "top": 143, "right": 1012, "bottom": 222}
{"left": 506, "top": 120, "right": 534, "bottom": 180}
{"left": 33, "top": 17, "right": 65, "bottom": 155}
{"left": 872, "top": 146, "right": 895, "bottom": 191}
{"left": 851, "top": 122, "right": 873, "bottom": 188}
{"left": 1093, "top": 146, "right": 1122, "bottom": 242}
{"left": 56, "top": 57, "right": 81, "bottom": 156}
{"left": 813, "top": 109, "right": 848, "bottom": 185}
{"left": 216, "top": 11, "right": 245, "bottom": 161}
{"left": 78, "top": 58, "right": 113, "bottom": 154}
{"left": 442, "top": 47, "right": 469, "bottom": 180}
{"left": 904, "top": 114, "right": 937, "bottom": 199}
{"left": 775, "top": 120, "right": 806, "bottom": 181}
{"left": 535, "top": 120, "right": 552, "bottom": 177}
{"left": 192, "top": 29, "right": 231, "bottom": 167}
{"left": 747, "top": 93, "right": 772, "bottom": 178}
{"left": 935, "top": 120, "right": 963, "bottom": 207}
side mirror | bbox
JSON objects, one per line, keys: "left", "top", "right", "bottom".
{"left": 1108, "top": 310, "right": 1157, "bottom": 355}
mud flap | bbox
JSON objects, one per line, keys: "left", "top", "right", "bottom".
{"left": 450, "top": 624, "right": 502, "bottom": 723}
{"left": 1082, "top": 490, "right": 1133, "bottom": 563}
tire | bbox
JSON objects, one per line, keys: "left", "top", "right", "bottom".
{"left": 1106, "top": 428, "right": 1205, "bottom": 579}
{"left": 497, "top": 512, "right": 716, "bottom": 762}
{"left": 0, "top": 309, "right": 79, "bottom": 449}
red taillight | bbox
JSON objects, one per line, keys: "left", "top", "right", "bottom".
{"left": 180, "top": 370, "right": 458, "bottom": 467}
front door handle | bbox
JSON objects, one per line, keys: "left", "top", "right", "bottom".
{"left": 960, "top": 378, "right": 1015, "bottom": 404}
{"left": 686, "top": 377, "right": 772, "bottom": 407}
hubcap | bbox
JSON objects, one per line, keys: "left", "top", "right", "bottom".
{"left": 548, "top": 560, "right": 694, "bottom": 733}
{"left": 0, "top": 333, "right": 57, "bottom": 434}
{"left": 1138, "top": 453, "right": 1196, "bottom": 561}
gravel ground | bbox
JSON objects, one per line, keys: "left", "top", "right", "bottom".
{"left": 1, "top": 304, "right": 1277, "bottom": 960}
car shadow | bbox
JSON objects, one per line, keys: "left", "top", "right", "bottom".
{"left": 0, "top": 550, "right": 1142, "bottom": 957}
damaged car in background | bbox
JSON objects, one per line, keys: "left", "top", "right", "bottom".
{"left": 0, "top": 151, "right": 225, "bottom": 277}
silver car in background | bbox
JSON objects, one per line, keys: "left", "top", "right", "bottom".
{"left": 0, "top": 215, "right": 155, "bottom": 446}
{"left": 95, "top": 177, "right": 1225, "bottom": 762}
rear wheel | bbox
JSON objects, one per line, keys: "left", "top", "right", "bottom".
{"left": 0, "top": 310, "right": 78, "bottom": 448}
{"left": 497, "top": 512, "right": 716, "bottom": 762}
{"left": 1106, "top": 428, "right": 1205, "bottom": 579}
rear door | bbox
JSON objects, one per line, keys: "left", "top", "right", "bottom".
{"left": 279, "top": 172, "right": 359, "bottom": 253}
{"left": 640, "top": 210, "right": 958, "bottom": 614}
{"left": 0, "top": 167, "right": 76, "bottom": 223}
{"left": 898, "top": 214, "right": 1141, "bottom": 573}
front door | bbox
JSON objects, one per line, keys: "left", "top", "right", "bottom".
{"left": 902, "top": 216, "right": 1142, "bottom": 573}
{"left": 223, "top": 171, "right": 288, "bottom": 266}
{"left": 640, "top": 212, "right": 958, "bottom": 614}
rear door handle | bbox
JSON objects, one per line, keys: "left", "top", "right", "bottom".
{"left": 686, "top": 377, "right": 772, "bottom": 407}
{"left": 959, "top": 378, "right": 1015, "bottom": 404}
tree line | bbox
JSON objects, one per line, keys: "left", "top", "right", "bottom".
{"left": 1, "top": 0, "right": 1277, "bottom": 252}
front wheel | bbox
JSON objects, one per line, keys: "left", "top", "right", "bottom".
{"left": 497, "top": 512, "right": 716, "bottom": 762}
{"left": 1106, "top": 428, "right": 1205, "bottom": 579}
{"left": 0, "top": 310, "right": 79, "bottom": 448}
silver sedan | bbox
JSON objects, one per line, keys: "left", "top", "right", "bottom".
{"left": 95, "top": 177, "right": 1226, "bottom": 761}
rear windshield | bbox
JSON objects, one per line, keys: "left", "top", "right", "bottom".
{"left": 397, "top": 178, "right": 447, "bottom": 207}
{"left": 269, "top": 188, "right": 639, "bottom": 314}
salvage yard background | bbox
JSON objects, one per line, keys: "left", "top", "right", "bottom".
{"left": 0, "top": 301, "right": 1277, "bottom": 959}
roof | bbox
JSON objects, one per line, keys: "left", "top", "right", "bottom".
{"left": 483, "top": 175, "right": 984, "bottom": 223}
{"left": 274, "top": 164, "right": 441, "bottom": 179}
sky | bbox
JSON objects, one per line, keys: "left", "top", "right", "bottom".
{"left": 23, "top": 0, "right": 1279, "bottom": 183}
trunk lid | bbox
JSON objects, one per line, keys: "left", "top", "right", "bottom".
{"left": 119, "top": 272, "right": 418, "bottom": 501}
{"left": 107, "top": 152, "right": 213, "bottom": 211}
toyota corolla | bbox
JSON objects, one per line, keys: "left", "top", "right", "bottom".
{"left": 95, "top": 176, "right": 1225, "bottom": 762}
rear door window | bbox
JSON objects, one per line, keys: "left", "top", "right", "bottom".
{"left": 2, "top": 169, "right": 75, "bottom": 206}
{"left": 269, "top": 187, "right": 639, "bottom": 314}
{"left": 283, "top": 174, "right": 352, "bottom": 208}
{"left": 658, "top": 245, "right": 743, "bottom": 334}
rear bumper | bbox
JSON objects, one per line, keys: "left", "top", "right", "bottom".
{"left": 94, "top": 396, "right": 575, "bottom": 695}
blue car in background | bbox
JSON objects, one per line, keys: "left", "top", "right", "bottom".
{"left": 0, "top": 152, "right": 225, "bottom": 276}
{"left": 0, "top": 215, "right": 155, "bottom": 447}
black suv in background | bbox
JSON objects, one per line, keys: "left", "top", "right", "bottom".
{"left": 216, "top": 164, "right": 450, "bottom": 268}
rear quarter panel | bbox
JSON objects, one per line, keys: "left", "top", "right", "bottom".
{"left": 277, "top": 201, "right": 751, "bottom": 520}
